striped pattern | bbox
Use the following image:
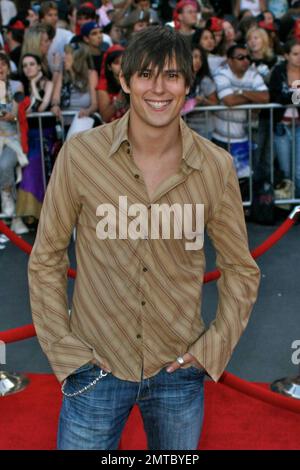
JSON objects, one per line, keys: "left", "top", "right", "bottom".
{"left": 213, "top": 63, "right": 268, "bottom": 142}
{"left": 28, "top": 111, "right": 260, "bottom": 383}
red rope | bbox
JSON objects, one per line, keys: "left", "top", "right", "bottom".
{"left": 0, "top": 324, "right": 36, "bottom": 344}
{"left": 0, "top": 220, "right": 76, "bottom": 278}
{"left": 220, "top": 371, "right": 300, "bottom": 414}
{"left": 1, "top": 216, "right": 300, "bottom": 413}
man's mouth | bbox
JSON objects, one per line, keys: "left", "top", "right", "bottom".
{"left": 145, "top": 100, "right": 172, "bottom": 110}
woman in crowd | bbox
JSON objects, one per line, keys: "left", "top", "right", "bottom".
{"left": 269, "top": 39, "right": 300, "bottom": 197}
{"left": 247, "top": 26, "right": 277, "bottom": 81}
{"left": 16, "top": 53, "right": 55, "bottom": 221}
{"left": 97, "top": 44, "right": 128, "bottom": 122}
{"left": 192, "top": 27, "right": 225, "bottom": 71}
{"left": 0, "top": 51, "right": 28, "bottom": 234}
{"left": 50, "top": 43, "right": 98, "bottom": 126}
{"left": 182, "top": 45, "right": 218, "bottom": 139}
{"left": 21, "top": 23, "right": 55, "bottom": 79}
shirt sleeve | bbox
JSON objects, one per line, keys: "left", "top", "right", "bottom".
{"left": 187, "top": 159, "right": 261, "bottom": 382}
{"left": 251, "top": 70, "right": 268, "bottom": 91}
{"left": 214, "top": 72, "right": 235, "bottom": 100}
{"left": 28, "top": 139, "right": 94, "bottom": 382}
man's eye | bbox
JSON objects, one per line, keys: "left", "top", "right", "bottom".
{"left": 168, "top": 73, "right": 179, "bottom": 79}
{"left": 140, "top": 71, "right": 151, "bottom": 78}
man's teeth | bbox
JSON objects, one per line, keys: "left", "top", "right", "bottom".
{"left": 147, "top": 101, "right": 170, "bottom": 109}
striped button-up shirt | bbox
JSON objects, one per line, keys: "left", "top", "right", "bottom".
{"left": 28, "top": 110, "right": 260, "bottom": 383}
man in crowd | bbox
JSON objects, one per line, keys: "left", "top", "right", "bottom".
{"left": 40, "top": 1, "right": 74, "bottom": 73}
{"left": 212, "top": 43, "right": 269, "bottom": 177}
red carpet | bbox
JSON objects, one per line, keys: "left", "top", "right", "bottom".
{"left": 0, "top": 374, "right": 299, "bottom": 450}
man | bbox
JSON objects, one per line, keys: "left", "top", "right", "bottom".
{"left": 80, "top": 21, "right": 110, "bottom": 75}
{"left": 173, "top": 0, "right": 199, "bottom": 46}
{"left": 28, "top": 26, "right": 260, "bottom": 450}
{"left": 212, "top": 43, "right": 269, "bottom": 178}
{"left": 5, "top": 16, "right": 27, "bottom": 69}
{"left": 40, "top": 1, "right": 74, "bottom": 74}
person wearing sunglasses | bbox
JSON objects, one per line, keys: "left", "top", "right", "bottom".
{"left": 212, "top": 43, "right": 269, "bottom": 179}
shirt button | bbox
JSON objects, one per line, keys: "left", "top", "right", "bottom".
{"left": 136, "top": 334, "right": 142, "bottom": 339}
{"left": 141, "top": 300, "right": 146, "bottom": 306}
{"left": 143, "top": 267, "right": 148, "bottom": 272}
{"left": 134, "top": 174, "right": 139, "bottom": 179}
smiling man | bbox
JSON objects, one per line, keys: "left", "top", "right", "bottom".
{"left": 28, "top": 26, "right": 260, "bottom": 450}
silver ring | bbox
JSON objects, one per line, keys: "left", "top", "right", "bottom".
{"left": 176, "top": 356, "right": 185, "bottom": 365}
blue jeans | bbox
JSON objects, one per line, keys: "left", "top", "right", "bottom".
{"left": 57, "top": 362, "right": 205, "bottom": 450}
{"left": 274, "top": 123, "right": 300, "bottom": 197}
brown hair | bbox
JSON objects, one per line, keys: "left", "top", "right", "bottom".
{"left": 121, "top": 26, "right": 194, "bottom": 88}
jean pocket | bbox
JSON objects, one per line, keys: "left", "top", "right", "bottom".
{"left": 188, "top": 366, "right": 206, "bottom": 376}
{"left": 72, "top": 362, "right": 95, "bottom": 376}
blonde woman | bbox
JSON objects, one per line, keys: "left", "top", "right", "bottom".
{"left": 247, "top": 26, "right": 277, "bottom": 81}
{"left": 20, "top": 23, "right": 55, "bottom": 79}
{"left": 51, "top": 44, "right": 98, "bottom": 126}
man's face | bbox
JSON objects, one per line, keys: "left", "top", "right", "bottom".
{"left": 120, "top": 57, "right": 189, "bottom": 130}
{"left": 42, "top": 8, "right": 58, "bottom": 28}
{"left": 86, "top": 28, "right": 103, "bottom": 48}
{"left": 286, "top": 44, "right": 300, "bottom": 68}
{"left": 133, "top": 21, "right": 149, "bottom": 32}
{"left": 77, "top": 15, "right": 93, "bottom": 28}
{"left": 179, "top": 5, "right": 198, "bottom": 28}
{"left": 228, "top": 48, "right": 250, "bottom": 76}
{"left": 136, "top": 0, "right": 150, "bottom": 9}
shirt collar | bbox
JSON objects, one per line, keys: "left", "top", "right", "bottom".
{"left": 108, "top": 110, "right": 203, "bottom": 171}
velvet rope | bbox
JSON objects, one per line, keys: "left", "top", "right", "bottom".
{"left": 1, "top": 214, "right": 300, "bottom": 413}
{"left": 220, "top": 371, "right": 300, "bottom": 414}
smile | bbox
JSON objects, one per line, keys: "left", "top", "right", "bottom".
{"left": 145, "top": 100, "right": 172, "bottom": 110}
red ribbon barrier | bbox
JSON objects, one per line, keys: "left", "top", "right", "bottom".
{"left": 1, "top": 212, "right": 300, "bottom": 415}
{"left": 220, "top": 371, "right": 300, "bottom": 414}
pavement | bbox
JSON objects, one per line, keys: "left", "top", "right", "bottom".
{"left": 0, "top": 213, "right": 299, "bottom": 383}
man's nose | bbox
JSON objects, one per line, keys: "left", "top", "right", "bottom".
{"left": 152, "top": 75, "right": 165, "bottom": 94}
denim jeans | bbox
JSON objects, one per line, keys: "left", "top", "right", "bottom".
{"left": 274, "top": 123, "right": 300, "bottom": 197}
{"left": 57, "top": 362, "right": 205, "bottom": 450}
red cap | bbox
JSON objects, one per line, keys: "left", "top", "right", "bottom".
{"left": 81, "top": 2, "right": 96, "bottom": 10}
{"left": 208, "top": 16, "right": 224, "bottom": 32}
{"left": 258, "top": 20, "right": 277, "bottom": 32}
{"left": 8, "top": 20, "right": 26, "bottom": 31}
{"left": 173, "top": 1, "right": 198, "bottom": 30}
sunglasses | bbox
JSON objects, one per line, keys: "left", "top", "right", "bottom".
{"left": 232, "top": 54, "right": 251, "bottom": 61}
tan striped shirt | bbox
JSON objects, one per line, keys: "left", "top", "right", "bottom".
{"left": 28, "top": 110, "right": 260, "bottom": 383}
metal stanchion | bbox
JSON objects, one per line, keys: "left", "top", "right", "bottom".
{"left": 0, "top": 371, "right": 29, "bottom": 396}
{"left": 270, "top": 205, "right": 300, "bottom": 399}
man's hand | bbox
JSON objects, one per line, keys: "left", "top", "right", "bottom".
{"left": 90, "top": 358, "right": 111, "bottom": 373}
{"left": 166, "top": 353, "right": 204, "bottom": 373}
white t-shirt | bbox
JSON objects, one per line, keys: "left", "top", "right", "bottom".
{"left": 213, "top": 63, "right": 268, "bottom": 142}
{"left": 47, "top": 27, "right": 74, "bottom": 74}
{"left": 240, "top": 0, "right": 261, "bottom": 17}
{"left": 0, "top": 0, "right": 17, "bottom": 26}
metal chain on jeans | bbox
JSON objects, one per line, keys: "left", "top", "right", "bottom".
{"left": 61, "top": 369, "right": 108, "bottom": 398}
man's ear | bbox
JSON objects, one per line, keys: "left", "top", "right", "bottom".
{"left": 119, "top": 72, "right": 130, "bottom": 94}
{"left": 185, "top": 85, "right": 190, "bottom": 95}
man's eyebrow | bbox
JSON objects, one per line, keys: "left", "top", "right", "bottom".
{"left": 138, "top": 68, "right": 181, "bottom": 72}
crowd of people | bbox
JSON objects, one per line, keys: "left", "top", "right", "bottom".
{"left": 0, "top": 0, "right": 300, "bottom": 234}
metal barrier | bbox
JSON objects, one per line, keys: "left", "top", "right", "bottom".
{"left": 0, "top": 105, "right": 300, "bottom": 219}
{"left": 183, "top": 103, "right": 300, "bottom": 206}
